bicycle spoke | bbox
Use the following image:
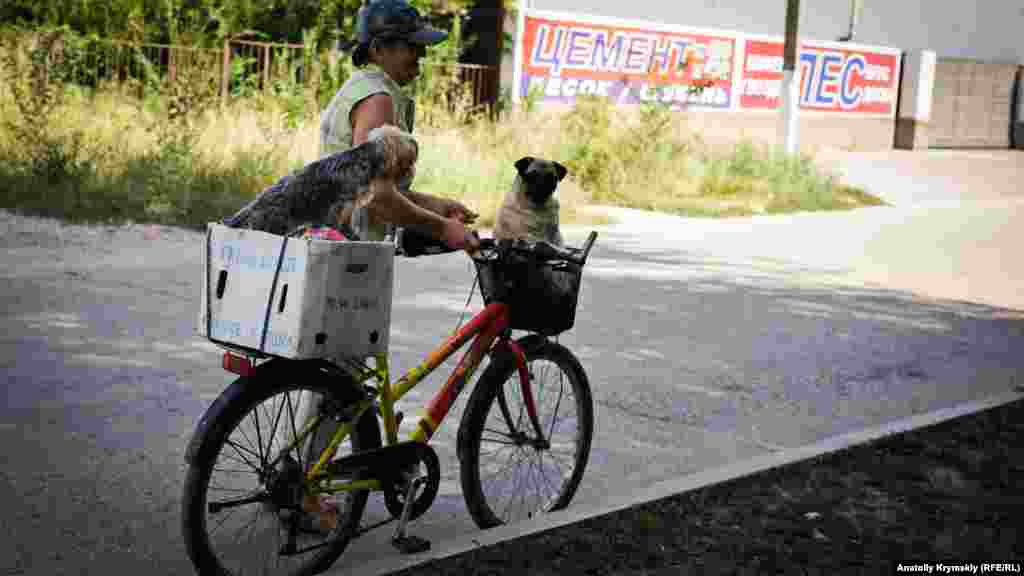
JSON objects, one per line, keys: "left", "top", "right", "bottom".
{"left": 537, "top": 452, "right": 559, "bottom": 502}
{"left": 480, "top": 439, "right": 520, "bottom": 447}
{"left": 479, "top": 445, "right": 521, "bottom": 478}
{"left": 546, "top": 376, "right": 566, "bottom": 444}
{"left": 217, "top": 451, "right": 254, "bottom": 472}
{"left": 522, "top": 453, "right": 540, "bottom": 516}
{"left": 209, "top": 496, "right": 248, "bottom": 538}
{"left": 268, "top": 393, "right": 288, "bottom": 460}
{"left": 490, "top": 448, "right": 531, "bottom": 521}
{"left": 235, "top": 421, "right": 262, "bottom": 467}
{"left": 227, "top": 505, "right": 263, "bottom": 574}
{"left": 209, "top": 483, "right": 257, "bottom": 494}
{"left": 285, "top": 391, "right": 303, "bottom": 471}
{"left": 478, "top": 442, "right": 518, "bottom": 461}
{"left": 483, "top": 443, "right": 524, "bottom": 484}
{"left": 252, "top": 407, "right": 265, "bottom": 466}
{"left": 482, "top": 426, "right": 516, "bottom": 440}
{"left": 225, "top": 439, "right": 261, "bottom": 472}
{"left": 212, "top": 465, "right": 256, "bottom": 476}
{"left": 510, "top": 449, "right": 531, "bottom": 521}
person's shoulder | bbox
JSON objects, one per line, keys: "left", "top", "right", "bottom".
{"left": 341, "top": 69, "right": 392, "bottom": 96}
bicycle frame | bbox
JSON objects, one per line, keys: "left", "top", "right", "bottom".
{"left": 272, "top": 298, "right": 547, "bottom": 495}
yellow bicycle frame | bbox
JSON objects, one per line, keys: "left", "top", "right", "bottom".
{"left": 293, "top": 300, "right": 514, "bottom": 494}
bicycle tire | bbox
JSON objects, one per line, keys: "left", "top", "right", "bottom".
{"left": 182, "top": 359, "right": 381, "bottom": 576}
{"left": 458, "top": 336, "right": 594, "bottom": 529}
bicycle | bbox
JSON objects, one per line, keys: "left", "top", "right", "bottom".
{"left": 182, "top": 230, "right": 599, "bottom": 575}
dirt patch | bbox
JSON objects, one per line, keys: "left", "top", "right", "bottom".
{"left": 391, "top": 398, "right": 1024, "bottom": 574}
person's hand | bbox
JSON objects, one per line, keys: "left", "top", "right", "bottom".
{"left": 440, "top": 198, "right": 478, "bottom": 224}
{"left": 441, "top": 218, "right": 480, "bottom": 253}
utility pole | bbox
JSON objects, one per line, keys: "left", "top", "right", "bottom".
{"left": 838, "top": 0, "right": 863, "bottom": 42}
{"left": 779, "top": 0, "right": 800, "bottom": 155}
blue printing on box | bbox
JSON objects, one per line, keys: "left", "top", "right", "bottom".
{"left": 208, "top": 318, "right": 295, "bottom": 353}
{"left": 219, "top": 241, "right": 301, "bottom": 273}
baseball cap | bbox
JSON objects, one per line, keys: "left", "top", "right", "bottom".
{"left": 352, "top": 0, "right": 448, "bottom": 65}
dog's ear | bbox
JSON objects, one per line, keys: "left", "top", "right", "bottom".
{"left": 553, "top": 161, "right": 568, "bottom": 182}
{"left": 514, "top": 156, "right": 535, "bottom": 175}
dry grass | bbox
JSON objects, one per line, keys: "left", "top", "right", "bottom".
{"left": 0, "top": 32, "right": 881, "bottom": 232}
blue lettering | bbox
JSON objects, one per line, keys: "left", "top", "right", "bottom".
{"left": 531, "top": 25, "right": 565, "bottom": 75}
{"left": 563, "top": 29, "right": 593, "bottom": 68}
{"left": 815, "top": 53, "right": 842, "bottom": 106}
{"left": 670, "top": 40, "right": 690, "bottom": 73}
{"left": 211, "top": 319, "right": 242, "bottom": 339}
{"left": 624, "top": 35, "right": 654, "bottom": 73}
{"left": 798, "top": 51, "right": 818, "bottom": 106}
{"left": 590, "top": 31, "right": 625, "bottom": 71}
{"left": 648, "top": 37, "right": 674, "bottom": 75}
{"left": 840, "top": 55, "right": 866, "bottom": 109}
{"left": 267, "top": 332, "right": 294, "bottom": 351}
{"left": 221, "top": 244, "right": 237, "bottom": 267}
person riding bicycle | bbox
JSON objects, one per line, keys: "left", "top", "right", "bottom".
{"left": 297, "top": 0, "right": 481, "bottom": 532}
{"left": 320, "top": 0, "right": 480, "bottom": 252}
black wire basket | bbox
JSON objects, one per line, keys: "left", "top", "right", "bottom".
{"left": 473, "top": 251, "right": 583, "bottom": 336}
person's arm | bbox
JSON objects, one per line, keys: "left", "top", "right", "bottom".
{"left": 403, "top": 189, "right": 449, "bottom": 215}
{"left": 350, "top": 94, "right": 475, "bottom": 249}
{"left": 350, "top": 96, "right": 452, "bottom": 215}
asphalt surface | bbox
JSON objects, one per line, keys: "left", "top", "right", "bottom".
{"left": 1, "top": 150, "right": 1021, "bottom": 575}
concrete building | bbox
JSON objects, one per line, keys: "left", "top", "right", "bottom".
{"left": 498, "top": 1, "right": 1024, "bottom": 150}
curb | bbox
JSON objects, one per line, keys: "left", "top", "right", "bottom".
{"left": 347, "top": 389, "right": 1024, "bottom": 576}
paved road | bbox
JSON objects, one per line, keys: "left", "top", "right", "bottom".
{"left": 1, "top": 150, "right": 1021, "bottom": 575}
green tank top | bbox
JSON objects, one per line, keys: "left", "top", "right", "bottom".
{"left": 320, "top": 67, "right": 416, "bottom": 241}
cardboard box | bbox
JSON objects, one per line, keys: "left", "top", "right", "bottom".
{"left": 198, "top": 223, "right": 393, "bottom": 360}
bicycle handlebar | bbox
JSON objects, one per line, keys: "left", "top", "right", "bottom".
{"left": 396, "top": 226, "right": 599, "bottom": 267}
{"left": 475, "top": 231, "right": 598, "bottom": 267}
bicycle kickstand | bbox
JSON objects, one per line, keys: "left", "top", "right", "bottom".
{"left": 391, "top": 475, "right": 431, "bottom": 554}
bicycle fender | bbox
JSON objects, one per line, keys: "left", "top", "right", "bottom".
{"left": 184, "top": 358, "right": 361, "bottom": 465}
{"left": 185, "top": 375, "right": 251, "bottom": 465}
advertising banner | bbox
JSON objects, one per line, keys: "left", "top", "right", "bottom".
{"left": 516, "top": 11, "right": 738, "bottom": 109}
{"left": 740, "top": 38, "right": 900, "bottom": 115}
{"left": 514, "top": 10, "right": 902, "bottom": 117}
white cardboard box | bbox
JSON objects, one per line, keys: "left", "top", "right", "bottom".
{"left": 197, "top": 223, "right": 394, "bottom": 359}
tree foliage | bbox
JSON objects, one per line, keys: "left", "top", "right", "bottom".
{"left": 0, "top": 0, "right": 485, "bottom": 47}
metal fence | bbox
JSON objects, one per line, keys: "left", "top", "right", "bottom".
{"left": 39, "top": 35, "right": 497, "bottom": 107}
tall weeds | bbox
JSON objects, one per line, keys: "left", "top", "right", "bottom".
{"left": 0, "top": 25, "right": 879, "bottom": 231}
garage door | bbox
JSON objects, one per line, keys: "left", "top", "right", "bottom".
{"left": 931, "top": 58, "right": 1017, "bottom": 148}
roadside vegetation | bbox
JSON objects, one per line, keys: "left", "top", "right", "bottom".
{"left": 0, "top": 24, "right": 882, "bottom": 233}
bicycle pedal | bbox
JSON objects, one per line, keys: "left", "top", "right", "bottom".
{"left": 392, "top": 534, "right": 430, "bottom": 554}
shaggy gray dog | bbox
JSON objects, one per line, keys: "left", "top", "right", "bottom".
{"left": 224, "top": 125, "right": 418, "bottom": 238}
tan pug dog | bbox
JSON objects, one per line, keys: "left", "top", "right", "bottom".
{"left": 494, "top": 156, "right": 567, "bottom": 245}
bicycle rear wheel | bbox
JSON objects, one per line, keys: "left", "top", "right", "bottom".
{"left": 458, "top": 336, "right": 594, "bottom": 529}
{"left": 181, "top": 360, "right": 380, "bottom": 576}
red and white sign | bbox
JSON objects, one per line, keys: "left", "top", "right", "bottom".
{"left": 740, "top": 38, "right": 900, "bottom": 115}
{"left": 513, "top": 9, "right": 903, "bottom": 117}
{"left": 515, "top": 11, "right": 738, "bottom": 109}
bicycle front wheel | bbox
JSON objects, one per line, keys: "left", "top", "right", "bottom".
{"left": 181, "top": 360, "right": 380, "bottom": 576}
{"left": 458, "top": 336, "right": 594, "bottom": 529}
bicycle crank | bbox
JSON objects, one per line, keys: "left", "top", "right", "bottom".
{"left": 324, "top": 440, "right": 440, "bottom": 522}
{"left": 382, "top": 441, "right": 440, "bottom": 522}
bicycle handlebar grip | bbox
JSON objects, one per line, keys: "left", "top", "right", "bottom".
{"left": 579, "top": 231, "right": 598, "bottom": 264}
{"left": 397, "top": 227, "right": 459, "bottom": 257}
{"left": 532, "top": 241, "right": 560, "bottom": 262}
